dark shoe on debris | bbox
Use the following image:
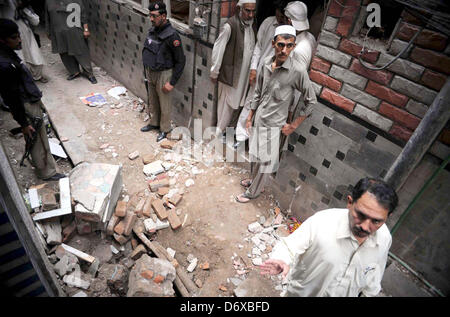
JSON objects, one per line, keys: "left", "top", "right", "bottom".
{"left": 87, "top": 76, "right": 97, "bottom": 84}
{"left": 67, "top": 73, "right": 81, "bottom": 81}
{"left": 140, "top": 124, "right": 159, "bottom": 132}
{"left": 43, "top": 173, "right": 66, "bottom": 181}
{"left": 157, "top": 132, "right": 168, "bottom": 142}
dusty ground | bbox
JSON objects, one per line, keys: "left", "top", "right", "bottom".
{"left": 0, "top": 31, "right": 285, "bottom": 297}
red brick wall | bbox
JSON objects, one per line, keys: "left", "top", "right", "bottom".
{"left": 310, "top": 0, "right": 449, "bottom": 143}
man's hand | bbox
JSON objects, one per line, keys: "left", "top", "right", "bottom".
{"left": 281, "top": 123, "right": 296, "bottom": 136}
{"left": 162, "top": 82, "right": 174, "bottom": 94}
{"left": 249, "top": 69, "right": 257, "bottom": 86}
{"left": 83, "top": 30, "right": 90, "bottom": 38}
{"left": 210, "top": 76, "right": 217, "bottom": 84}
{"left": 260, "top": 259, "right": 290, "bottom": 278}
{"left": 245, "top": 114, "right": 253, "bottom": 135}
{"left": 22, "top": 125, "right": 35, "bottom": 139}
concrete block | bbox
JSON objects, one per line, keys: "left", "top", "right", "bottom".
{"left": 341, "top": 84, "right": 380, "bottom": 110}
{"left": 318, "top": 30, "right": 341, "bottom": 48}
{"left": 353, "top": 104, "right": 394, "bottom": 132}
{"left": 63, "top": 274, "right": 90, "bottom": 290}
{"left": 390, "top": 75, "right": 438, "bottom": 105}
{"left": 323, "top": 16, "right": 339, "bottom": 31}
{"left": 143, "top": 160, "right": 165, "bottom": 176}
{"left": 376, "top": 53, "right": 425, "bottom": 82}
{"left": 329, "top": 65, "right": 368, "bottom": 90}
{"left": 316, "top": 44, "right": 352, "bottom": 68}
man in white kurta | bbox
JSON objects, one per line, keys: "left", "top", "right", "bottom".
{"left": 210, "top": 0, "right": 256, "bottom": 135}
{"left": 235, "top": 0, "right": 288, "bottom": 145}
{"left": 0, "top": 0, "right": 47, "bottom": 82}
{"left": 261, "top": 178, "right": 398, "bottom": 297}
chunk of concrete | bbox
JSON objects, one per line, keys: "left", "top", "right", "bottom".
{"left": 127, "top": 254, "right": 176, "bottom": 297}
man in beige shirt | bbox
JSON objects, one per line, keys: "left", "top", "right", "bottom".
{"left": 260, "top": 177, "right": 398, "bottom": 297}
{"left": 236, "top": 25, "right": 316, "bottom": 203}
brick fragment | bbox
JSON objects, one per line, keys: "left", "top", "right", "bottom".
{"left": 154, "top": 275, "right": 165, "bottom": 284}
{"left": 131, "top": 238, "right": 138, "bottom": 250}
{"left": 141, "top": 270, "right": 155, "bottom": 280}
{"left": 158, "top": 187, "right": 169, "bottom": 196}
{"left": 113, "top": 233, "right": 130, "bottom": 245}
{"left": 168, "top": 194, "right": 182, "bottom": 206}
{"left": 152, "top": 199, "right": 168, "bottom": 220}
{"left": 134, "top": 198, "right": 146, "bottom": 217}
{"left": 148, "top": 178, "right": 170, "bottom": 192}
{"left": 159, "top": 140, "right": 176, "bottom": 149}
{"left": 141, "top": 270, "right": 154, "bottom": 280}
{"left": 62, "top": 221, "right": 77, "bottom": 243}
{"left": 106, "top": 214, "right": 120, "bottom": 236}
{"left": 130, "top": 244, "right": 147, "bottom": 260}
{"left": 167, "top": 209, "right": 182, "bottom": 230}
{"left": 114, "top": 220, "right": 125, "bottom": 235}
{"left": 115, "top": 200, "right": 127, "bottom": 217}
{"left": 123, "top": 211, "right": 137, "bottom": 236}
{"left": 142, "top": 153, "right": 155, "bottom": 165}
{"left": 142, "top": 197, "right": 153, "bottom": 218}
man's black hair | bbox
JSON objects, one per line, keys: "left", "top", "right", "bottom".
{"left": 274, "top": 0, "right": 288, "bottom": 11}
{"left": 0, "top": 18, "right": 19, "bottom": 40}
{"left": 351, "top": 177, "right": 398, "bottom": 215}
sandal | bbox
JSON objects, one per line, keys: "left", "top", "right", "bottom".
{"left": 240, "top": 178, "right": 252, "bottom": 188}
{"left": 235, "top": 193, "right": 252, "bottom": 203}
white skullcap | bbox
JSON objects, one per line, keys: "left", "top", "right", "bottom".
{"left": 237, "top": 0, "right": 256, "bottom": 6}
{"left": 274, "top": 25, "right": 297, "bottom": 38}
{"left": 285, "top": 1, "right": 309, "bottom": 31}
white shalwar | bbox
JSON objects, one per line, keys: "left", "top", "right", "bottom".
{"left": 210, "top": 17, "right": 255, "bottom": 133}
{"left": 270, "top": 208, "right": 392, "bottom": 297}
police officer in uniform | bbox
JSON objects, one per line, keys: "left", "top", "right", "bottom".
{"left": 141, "top": 1, "right": 186, "bottom": 142}
{"left": 0, "top": 18, "right": 65, "bottom": 181}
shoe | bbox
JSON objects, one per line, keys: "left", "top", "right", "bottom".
{"left": 43, "top": 173, "right": 66, "bottom": 181}
{"left": 233, "top": 141, "right": 244, "bottom": 149}
{"left": 87, "top": 75, "right": 97, "bottom": 84}
{"left": 67, "top": 72, "right": 81, "bottom": 80}
{"left": 140, "top": 124, "right": 159, "bottom": 132}
{"left": 156, "top": 131, "right": 167, "bottom": 142}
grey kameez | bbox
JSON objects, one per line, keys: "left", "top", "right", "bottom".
{"left": 45, "top": 0, "right": 93, "bottom": 76}
{"left": 245, "top": 55, "right": 317, "bottom": 198}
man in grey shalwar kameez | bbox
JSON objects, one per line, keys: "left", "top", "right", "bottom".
{"left": 236, "top": 25, "right": 317, "bottom": 203}
{"left": 45, "top": 0, "right": 97, "bottom": 84}
{"left": 210, "top": 0, "right": 256, "bottom": 138}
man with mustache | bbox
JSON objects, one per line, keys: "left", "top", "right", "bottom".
{"left": 141, "top": 1, "right": 186, "bottom": 142}
{"left": 260, "top": 177, "right": 398, "bottom": 297}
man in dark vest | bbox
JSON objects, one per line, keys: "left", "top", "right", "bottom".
{"left": 0, "top": 18, "right": 64, "bottom": 181}
{"left": 141, "top": 1, "right": 186, "bottom": 142}
{"left": 210, "top": 0, "right": 257, "bottom": 139}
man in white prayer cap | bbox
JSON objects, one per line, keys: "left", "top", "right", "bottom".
{"left": 234, "top": 0, "right": 288, "bottom": 149}
{"left": 236, "top": 25, "right": 317, "bottom": 203}
{"left": 210, "top": 0, "right": 257, "bottom": 140}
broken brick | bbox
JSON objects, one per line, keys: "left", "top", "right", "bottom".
{"left": 62, "top": 221, "right": 77, "bottom": 243}
{"left": 167, "top": 209, "right": 182, "bottom": 230}
{"left": 123, "top": 211, "right": 137, "bottom": 236}
{"left": 195, "top": 279, "right": 203, "bottom": 288}
{"left": 159, "top": 140, "right": 176, "bottom": 149}
{"left": 142, "top": 197, "right": 153, "bottom": 218}
{"left": 199, "top": 262, "right": 210, "bottom": 270}
{"left": 151, "top": 199, "right": 168, "bottom": 220}
{"left": 113, "top": 233, "right": 130, "bottom": 245}
{"left": 106, "top": 214, "right": 120, "bottom": 236}
{"left": 153, "top": 275, "right": 165, "bottom": 284}
{"left": 131, "top": 238, "right": 138, "bottom": 250}
{"left": 42, "top": 192, "right": 58, "bottom": 211}
{"left": 130, "top": 244, "right": 147, "bottom": 260}
{"left": 142, "top": 153, "right": 155, "bottom": 165}
{"left": 134, "top": 198, "right": 146, "bottom": 217}
{"left": 114, "top": 220, "right": 125, "bottom": 235}
{"left": 157, "top": 187, "right": 169, "bottom": 196}
{"left": 141, "top": 270, "right": 154, "bottom": 280}
{"left": 168, "top": 194, "right": 182, "bottom": 206}
{"left": 115, "top": 200, "right": 127, "bottom": 217}
{"left": 148, "top": 178, "right": 170, "bottom": 192}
